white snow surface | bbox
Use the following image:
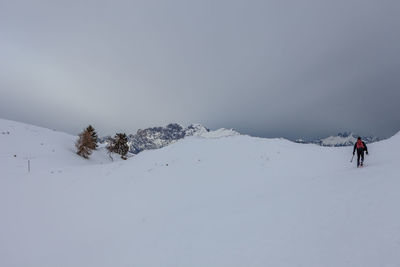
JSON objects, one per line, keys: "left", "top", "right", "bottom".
{"left": 195, "top": 127, "right": 240, "bottom": 138}
{"left": 1, "top": 118, "right": 400, "bottom": 267}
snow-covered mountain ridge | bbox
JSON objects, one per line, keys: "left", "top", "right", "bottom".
{"left": 102, "top": 123, "right": 240, "bottom": 154}
{"left": 295, "top": 132, "right": 381, "bottom": 147}
{"left": 1, "top": 118, "right": 400, "bottom": 267}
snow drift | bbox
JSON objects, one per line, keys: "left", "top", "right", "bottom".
{"left": 1, "top": 118, "right": 399, "bottom": 267}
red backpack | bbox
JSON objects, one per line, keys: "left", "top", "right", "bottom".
{"left": 356, "top": 140, "right": 364, "bottom": 149}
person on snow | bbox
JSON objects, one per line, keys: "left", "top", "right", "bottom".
{"left": 353, "top": 137, "right": 368, "bottom": 167}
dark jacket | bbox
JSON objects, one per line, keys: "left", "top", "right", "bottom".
{"left": 353, "top": 141, "right": 368, "bottom": 154}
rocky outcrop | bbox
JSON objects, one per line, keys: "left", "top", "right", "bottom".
{"left": 127, "top": 123, "right": 210, "bottom": 154}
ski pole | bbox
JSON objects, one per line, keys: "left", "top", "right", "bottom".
{"left": 350, "top": 154, "right": 354, "bottom": 163}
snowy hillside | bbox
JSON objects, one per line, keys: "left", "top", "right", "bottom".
{"left": 0, "top": 119, "right": 119, "bottom": 176}
{"left": 1, "top": 119, "right": 400, "bottom": 267}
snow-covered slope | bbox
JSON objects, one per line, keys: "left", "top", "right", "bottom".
{"left": 0, "top": 119, "right": 117, "bottom": 176}
{"left": 1, "top": 119, "right": 400, "bottom": 267}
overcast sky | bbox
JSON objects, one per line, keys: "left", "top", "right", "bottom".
{"left": 1, "top": 0, "right": 399, "bottom": 139}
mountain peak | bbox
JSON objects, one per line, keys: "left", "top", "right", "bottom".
{"left": 110, "top": 123, "right": 238, "bottom": 154}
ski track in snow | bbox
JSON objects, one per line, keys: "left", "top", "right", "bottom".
{"left": 0, "top": 118, "right": 400, "bottom": 267}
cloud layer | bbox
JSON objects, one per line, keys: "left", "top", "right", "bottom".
{"left": 1, "top": 0, "right": 399, "bottom": 139}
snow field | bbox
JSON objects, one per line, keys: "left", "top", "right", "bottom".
{"left": 1, "top": 119, "right": 399, "bottom": 267}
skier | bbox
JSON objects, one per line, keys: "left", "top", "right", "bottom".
{"left": 353, "top": 137, "right": 368, "bottom": 167}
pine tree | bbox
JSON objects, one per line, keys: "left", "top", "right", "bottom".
{"left": 107, "top": 133, "right": 129, "bottom": 160}
{"left": 85, "top": 125, "right": 98, "bottom": 150}
{"left": 76, "top": 128, "right": 94, "bottom": 159}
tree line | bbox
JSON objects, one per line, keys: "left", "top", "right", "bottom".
{"left": 75, "top": 125, "right": 129, "bottom": 160}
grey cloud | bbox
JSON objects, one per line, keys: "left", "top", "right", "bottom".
{"left": 1, "top": 0, "right": 399, "bottom": 139}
